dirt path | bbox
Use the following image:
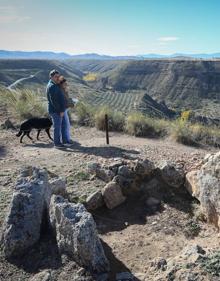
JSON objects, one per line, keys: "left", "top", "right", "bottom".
{"left": 6, "top": 70, "right": 41, "bottom": 90}
{"left": 1, "top": 125, "right": 216, "bottom": 170}
{"left": 0, "top": 126, "right": 219, "bottom": 280}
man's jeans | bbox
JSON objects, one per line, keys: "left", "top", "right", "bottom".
{"left": 50, "top": 113, "right": 68, "bottom": 145}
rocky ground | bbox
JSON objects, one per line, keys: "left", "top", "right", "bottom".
{"left": 0, "top": 116, "right": 219, "bottom": 280}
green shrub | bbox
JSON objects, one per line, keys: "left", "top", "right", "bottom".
{"left": 172, "top": 120, "right": 220, "bottom": 147}
{"left": 146, "top": 116, "right": 169, "bottom": 137}
{"left": 171, "top": 120, "right": 199, "bottom": 146}
{"left": 0, "top": 88, "right": 47, "bottom": 120}
{"left": 125, "top": 112, "right": 167, "bottom": 137}
{"left": 83, "top": 72, "right": 98, "bottom": 82}
{"left": 125, "top": 112, "right": 150, "bottom": 137}
{"left": 75, "top": 104, "right": 220, "bottom": 147}
{"left": 183, "top": 219, "right": 201, "bottom": 238}
{"left": 94, "top": 106, "right": 111, "bottom": 130}
{"left": 198, "top": 125, "right": 220, "bottom": 148}
{"left": 94, "top": 106, "right": 125, "bottom": 131}
{"left": 75, "top": 102, "right": 95, "bottom": 126}
{"left": 200, "top": 251, "right": 220, "bottom": 276}
{"left": 111, "top": 111, "right": 125, "bottom": 131}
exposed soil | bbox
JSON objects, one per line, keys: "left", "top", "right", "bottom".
{"left": 0, "top": 117, "right": 219, "bottom": 280}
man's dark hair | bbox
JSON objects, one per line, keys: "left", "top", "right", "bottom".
{"left": 49, "top": 69, "right": 60, "bottom": 78}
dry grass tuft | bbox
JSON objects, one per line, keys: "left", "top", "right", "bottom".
{"left": 0, "top": 88, "right": 47, "bottom": 120}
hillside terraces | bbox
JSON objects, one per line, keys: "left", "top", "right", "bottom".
{"left": 0, "top": 59, "right": 220, "bottom": 121}
{"left": 93, "top": 60, "right": 220, "bottom": 115}
{"left": 0, "top": 59, "right": 83, "bottom": 88}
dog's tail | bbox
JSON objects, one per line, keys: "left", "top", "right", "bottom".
{"left": 16, "top": 130, "right": 22, "bottom": 137}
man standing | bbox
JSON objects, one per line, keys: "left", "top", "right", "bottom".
{"left": 46, "top": 69, "right": 68, "bottom": 148}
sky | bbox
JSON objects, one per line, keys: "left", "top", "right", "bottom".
{"left": 0, "top": 0, "right": 220, "bottom": 56}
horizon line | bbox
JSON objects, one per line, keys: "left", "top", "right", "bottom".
{"left": 1, "top": 49, "right": 220, "bottom": 57}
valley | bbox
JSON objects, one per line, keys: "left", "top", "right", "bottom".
{"left": 0, "top": 59, "right": 220, "bottom": 121}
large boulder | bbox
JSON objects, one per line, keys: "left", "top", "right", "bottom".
{"left": 158, "top": 160, "right": 185, "bottom": 188}
{"left": 97, "top": 168, "right": 115, "bottom": 182}
{"left": 86, "top": 190, "right": 104, "bottom": 211}
{"left": 113, "top": 175, "right": 139, "bottom": 195}
{"left": 29, "top": 270, "right": 52, "bottom": 281}
{"left": 87, "top": 162, "right": 115, "bottom": 182}
{"left": 87, "top": 162, "right": 101, "bottom": 174}
{"left": 150, "top": 244, "right": 209, "bottom": 281}
{"left": 49, "top": 177, "right": 67, "bottom": 197}
{"left": 117, "top": 165, "right": 134, "bottom": 178}
{"left": 186, "top": 152, "right": 220, "bottom": 228}
{"left": 133, "top": 159, "right": 155, "bottom": 177}
{"left": 152, "top": 245, "right": 219, "bottom": 281}
{"left": 0, "top": 168, "right": 51, "bottom": 259}
{"left": 49, "top": 195, "right": 109, "bottom": 273}
{"left": 185, "top": 170, "right": 200, "bottom": 198}
{"left": 102, "top": 182, "right": 126, "bottom": 209}
{"left": 106, "top": 160, "right": 125, "bottom": 175}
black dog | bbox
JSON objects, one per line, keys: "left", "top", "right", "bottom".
{"left": 16, "top": 117, "right": 53, "bottom": 143}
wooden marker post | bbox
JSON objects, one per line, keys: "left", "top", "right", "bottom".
{"left": 105, "top": 114, "right": 109, "bottom": 145}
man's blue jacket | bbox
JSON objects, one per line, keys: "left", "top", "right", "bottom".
{"left": 46, "top": 80, "right": 66, "bottom": 114}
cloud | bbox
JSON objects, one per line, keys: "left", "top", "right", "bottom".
{"left": 0, "top": 5, "right": 30, "bottom": 24}
{"left": 0, "top": 6, "right": 15, "bottom": 11}
{"left": 157, "top": 37, "right": 180, "bottom": 42}
{"left": 0, "top": 15, "right": 30, "bottom": 24}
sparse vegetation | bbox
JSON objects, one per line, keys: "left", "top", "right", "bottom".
{"left": 0, "top": 86, "right": 219, "bottom": 148}
{"left": 180, "top": 110, "right": 191, "bottom": 122}
{"left": 1, "top": 59, "right": 220, "bottom": 121}
{"left": 125, "top": 112, "right": 168, "bottom": 137}
{"left": 125, "top": 112, "right": 154, "bottom": 137}
{"left": 75, "top": 102, "right": 95, "bottom": 126}
{"left": 74, "top": 171, "right": 90, "bottom": 181}
{"left": 83, "top": 72, "right": 98, "bottom": 82}
{"left": 0, "top": 88, "right": 47, "bottom": 120}
{"left": 171, "top": 120, "right": 220, "bottom": 148}
{"left": 183, "top": 219, "right": 201, "bottom": 238}
{"left": 200, "top": 251, "right": 220, "bottom": 277}
{"left": 94, "top": 106, "right": 125, "bottom": 131}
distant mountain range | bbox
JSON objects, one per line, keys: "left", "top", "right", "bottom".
{"left": 0, "top": 50, "right": 220, "bottom": 60}
{"left": 0, "top": 50, "right": 71, "bottom": 60}
{"left": 139, "top": 53, "right": 220, "bottom": 59}
{"left": 0, "top": 50, "right": 139, "bottom": 60}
